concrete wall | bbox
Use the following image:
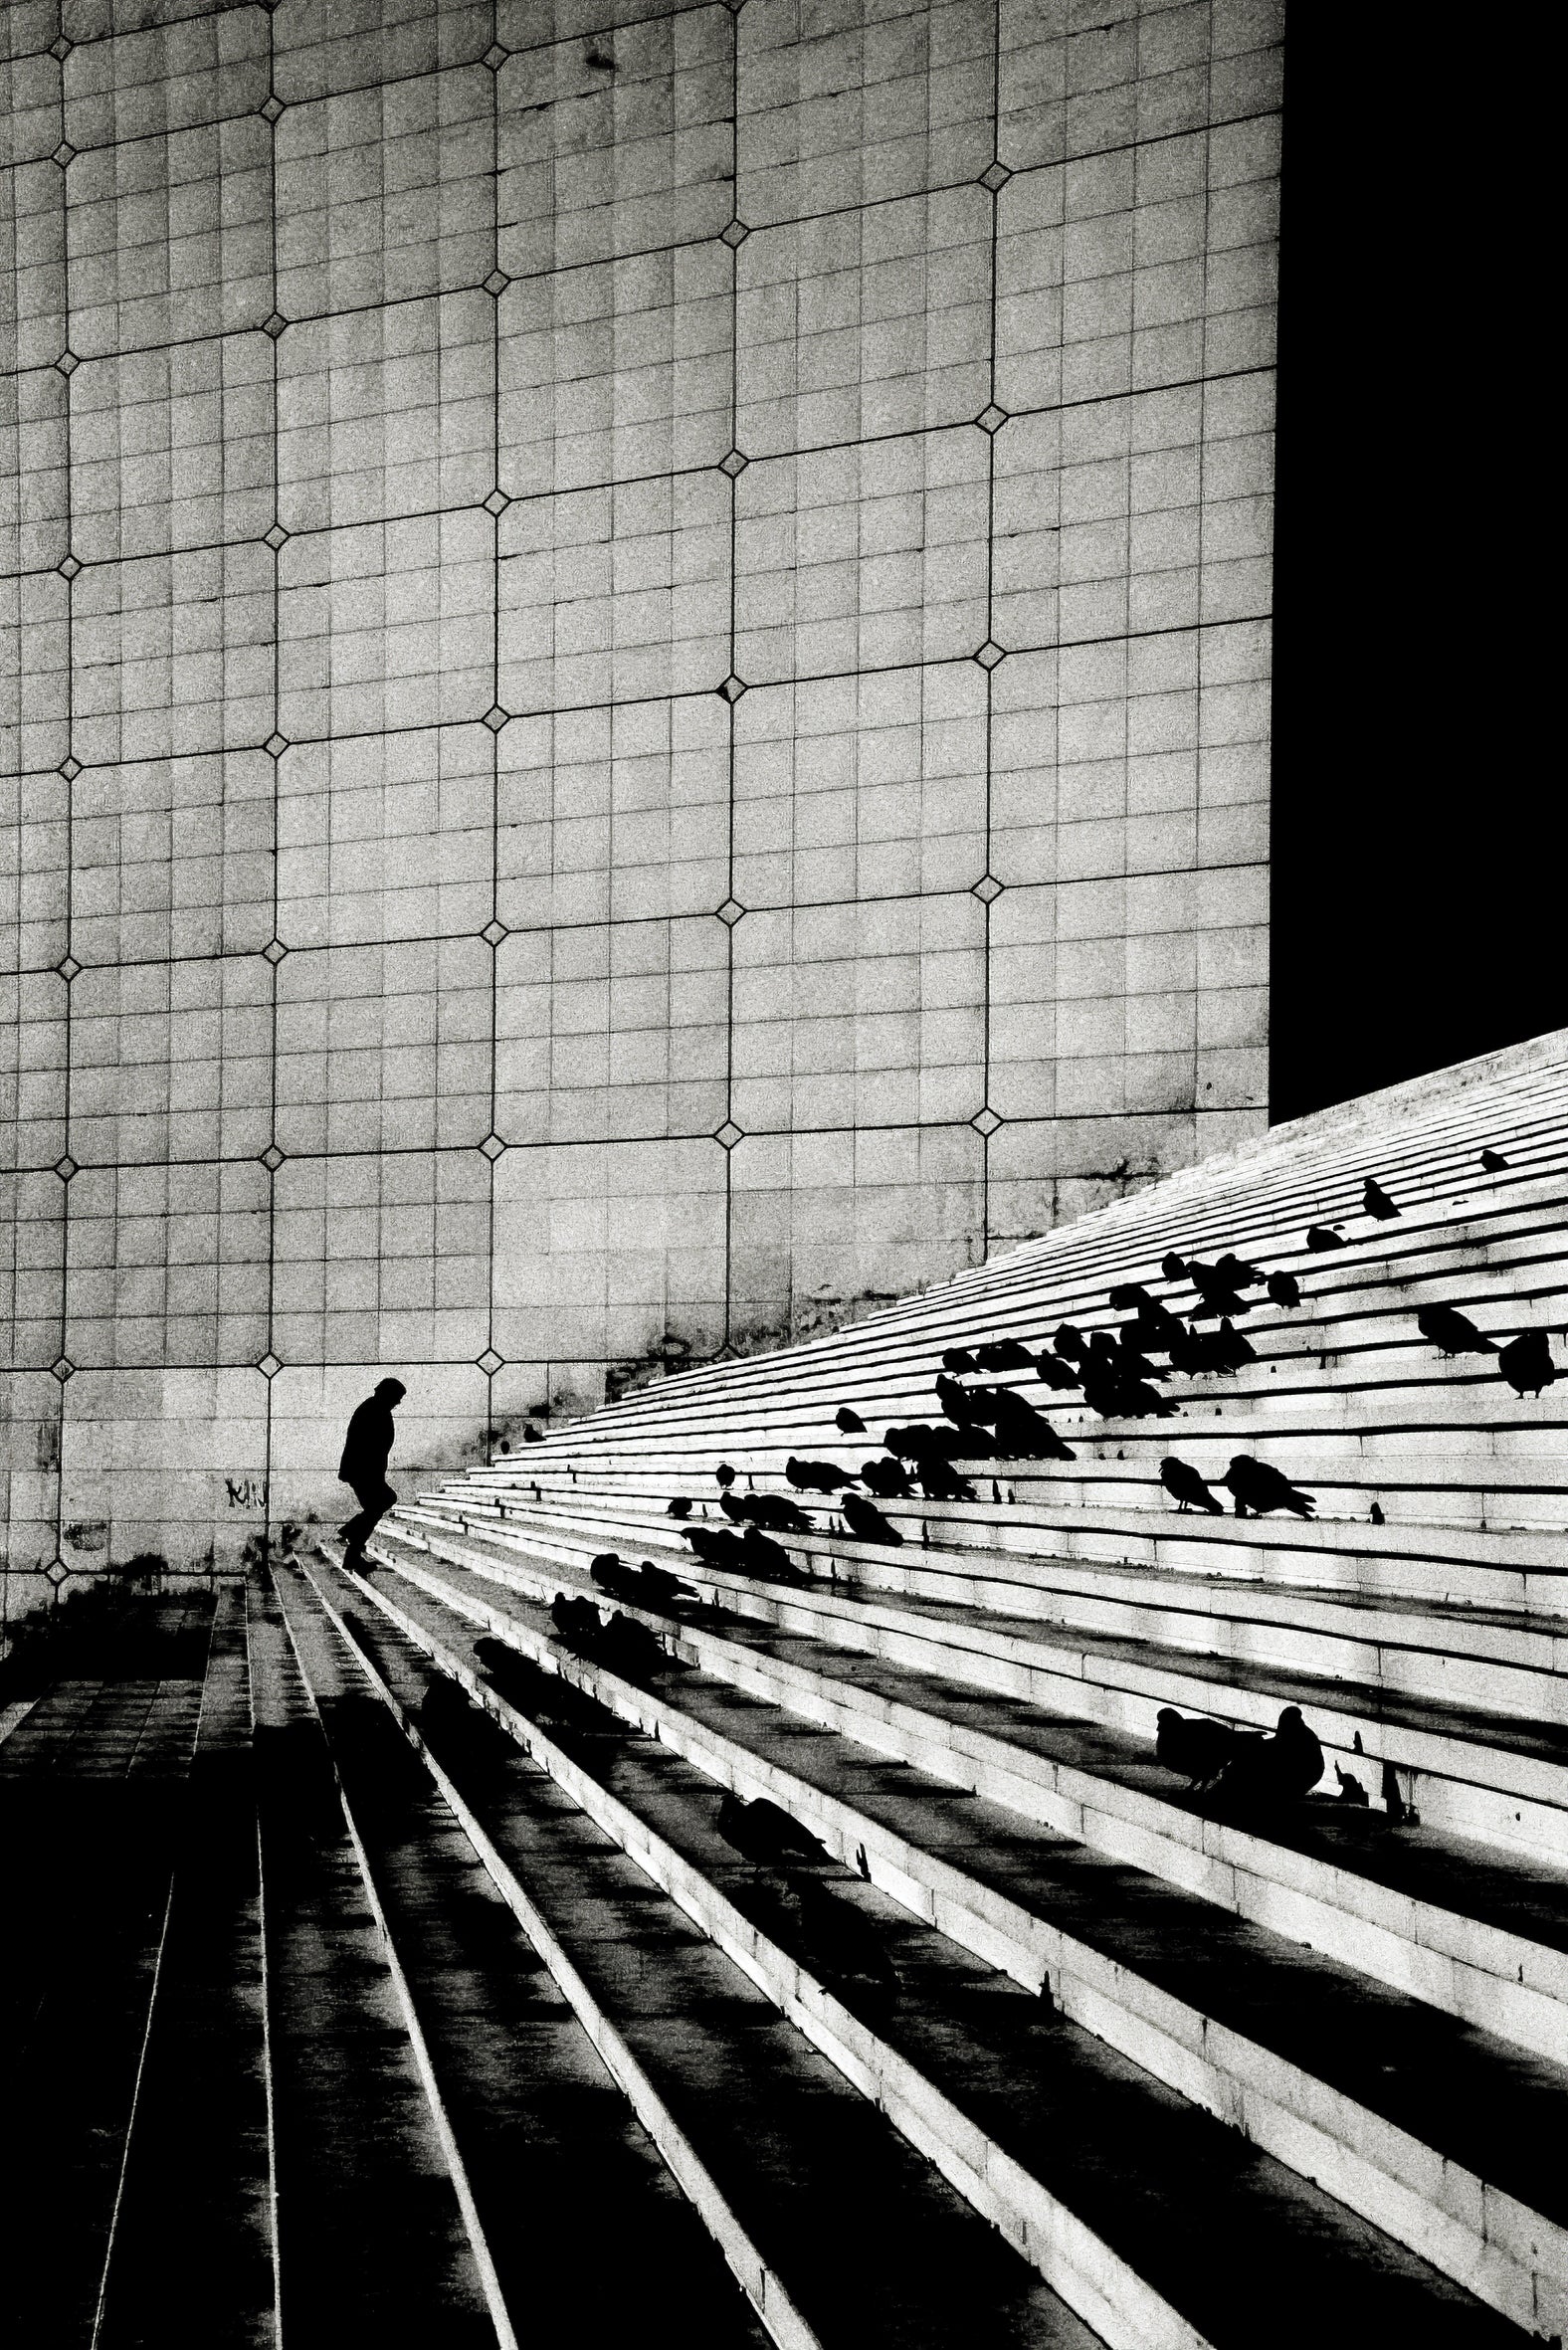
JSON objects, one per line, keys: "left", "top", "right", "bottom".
{"left": 1, "top": 0, "right": 1279, "bottom": 1608}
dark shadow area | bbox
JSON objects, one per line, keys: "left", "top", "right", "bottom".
{"left": 1270, "top": 15, "right": 1561, "bottom": 1121}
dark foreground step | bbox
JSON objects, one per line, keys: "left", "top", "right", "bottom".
{"left": 274, "top": 1562, "right": 1104, "bottom": 2350}
{"left": 305, "top": 1550, "right": 1536, "bottom": 2350}
{"left": 347, "top": 1537, "right": 1568, "bottom": 2338}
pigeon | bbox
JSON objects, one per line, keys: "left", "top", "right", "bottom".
{"left": 1417, "top": 1302, "right": 1496, "bottom": 1358}
{"left": 725, "top": 1489, "right": 813, "bottom": 1534}
{"left": 914, "top": 1456, "right": 978, "bottom": 1502}
{"left": 1305, "top": 1225, "right": 1346, "bottom": 1251}
{"left": 717, "top": 1793, "right": 828, "bottom": 1868}
{"left": 941, "top": 1347, "right": 980, "bottom": 1375}
{"left": 882, "top": 1421, "right": 971, "bottom": 1463}
{"left": 1166, "top": 1323, "right": 1221, "bottom": 1377}
{"left": 935, "top": 1373, "right": 992, "bottom": 1429}
{"left": 1154, "top": 1708, "right": 1236, "bottom": 1791}
{"left": 785, "top": 1456, "right": 858, "bottom": 1492}
{"left": 684, "top": 1523, "right": 747, "bottom": 1569}
{"left": 993, "top": 1391, "right": 1077, "bottom": 1460}
{"left": 1214, "top": 1706, "right": 1324, "bottom": 1804}
{"left": 596, "top": 1611, "right": 669, "bottom": 1682}
{"left": 1207, "top": 1318, "right": 1257, "bottom": 1374}
{"left": 1369, "top": 1500, "right": 1384, "bottom": 1526}
{"left": 715, "top": 1462, "right": 736, "bottom": 1487}
{"left": 550, "top": 1593, "right": 604, "bottom": 1655}
{"left": 1479, "top": 1148, "right": 1509, "bottom": 1172}
{"left": 1362, "top": 1176, "right": 1400, "bottom": 1219}
{"left": 1266, "top": 1271, "right": 1301, "bottom": 1309}
{"left": 1125, "top": 1300, "right": 1184, "bottom": 1354}
{"left": 1498, "top": 1330, "right": 1556, "bottom": 1398}
{"left": 1106, "top": 1330, "right": 1163, "bottom": 1383}
{"left": 1032, "top": 1351, "right": 1082, "bottom": 1391}
{"left": 1223, "top": 1456, "right": 1315, "bottom": 1518}
{"left": 666, "top": 1496, "right": 693, "bottom": 1518}
{"left": 1334, "top": 1765, "right": 1369, "bottom": 1806}
{"left": 1380, "top": 1761, "right": 1407, "bottom": 1824}
{"left": 1159, "top": 1457, "right": 1223, "bottom": 1515}
{"left": 841, "top": 1491, "right": 902, "bottom": 1545}
{"left": 1108, "top": 1281, "right": 1156, "bottom": 1312}
{"left": 1214, "top": 1253, "right": 1266, "bottom": 1289}
{"left": 741, "top": 1524, "right": 807, "bottom": 1584}
{"left": 1053, "top": 1324, "right": 1091, "bottom": 1362}
{"left": 975, "top": 1337, "right": 1034, "bottom": 1372}
{"left": 834, "top": 1406, "right": 868, "bottom": 1435}
{"left": 1161, "top": 1252, "right": 1188, "bottom": 1280}
{"left": 1184, "top": 1260, "right": 1253, "bottom": 1319}
{"left": 860, "top": 1455, "right": 914, "bottom": 1499}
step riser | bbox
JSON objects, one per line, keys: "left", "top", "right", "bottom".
{"left": 305, "top": 1555, "right": 1203, "bottom": 2350}
{"left": 356, "top": 1541, "right": 1563, "bottom": 2337}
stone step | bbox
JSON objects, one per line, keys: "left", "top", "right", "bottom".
{"left": 310, "top": 1542, "right": 1546, "bottom": 2348}
{"left": 366, "top": 1520, "right": 1568, "bottom": 2071}
{"left": 401, "top": 1499, "right": 1568, "bottom": 1861}
{"left": 340, "top": 1535, "right": 1568, "bottom": 2341}
{"left": 267, "top": 1564, "right": 771, "bottom": 2350}
{"left": 245, "top": 1574, "right": 496, "bottom": 2347}
{"left": 280, "top": 1561, "right": 1104, "bottom": 2350}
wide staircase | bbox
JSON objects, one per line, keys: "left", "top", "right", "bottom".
{"left": 8, "top": 1030, "right": 1565, "bottom": 2346}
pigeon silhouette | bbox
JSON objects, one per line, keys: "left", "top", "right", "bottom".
{"left": 1166, "top": 1324, "right": 1220, "bottom": 1377}
{"left": 860, "top": 1455, "right": 914, "bottom": 1498}
{"left": 1159, "top": 1457, "right": 1223, "bottom": 1514}
{"left": 741, "top": 1524, "right": 808, "bottom": 1584}
{"left": 1032, "top": 1351, "right": 1082, "bottom": 1391}
{"left": 1266, "top": 1271, "right": 1301, "bottom": 1309}
{"left": 1108, "top": 1281, "right": 1155, "bottom": 1312}
{"left": 1417, "top": 1302, "right": 1496, "bottom": 1357}
{"left": 1184, "top": 1259, "right": 1252, "bottom": 1319}
{"left": 1305, "top": 1225, "right": 1346, "bottom": 1251}
{"left": 1498, "top": 1330, "right": 1556, "bottom": 1398}
{"left": 1479, "top": 1148, "right": 1510, "bottom": 1172}
{"left": 1054, "top": 1323, "right": 1091, "bottom": 1362}
{"left": 834, "top": 1406, "right": 868, "bottom": 1434}
{"left": 989, "top": 1388, "right": 1077, "bottom": 1460}
{"left": 666, "top": 1496, "right": 692, "bottom": 1518}
{"left": 1125, "top": 1300, "right": 1184, "bottom": 1353}
{"left": 1362, "top": 1176, "right": 1400, "bottom": 1219}
{"left": 842, "top": 1490, "right": 902, "bottom": 1545}
{"left": 727, "top": 1489, "right": 813, "bottom": 1533}
{"left": 1223, "top": 1456, "right": 1315, "bottom": 1518}
{"left": 935, "top": 1373, "right": 991, "bottom": 1430}
{"left": 976, "top": 1337, "right": 1034, "bottom": 1372}
{"left": 941, "top": 1347, "right": 980, "bottom": 1375}
{"left": 1207, "top": 1318, "right": 1257, "bottom": 1374}
{"left": 715, "top": 1462, "right": 736, "bottom": 1487}
{"left": 550, "top": 1593, "right": 605, "bottom": 1656}
{"left": 1333, "top": 1764, "right": 1369, "bottom": 1806}
{"left": 1214, "top": 1706, "right": 1324, "bottom": 1804}
{"left": 1161, "top": 1252, "right": 1187, "bottom": 1280}
{"left": 1369, "top": 1500, "right": 1384, "bottom": 1526}
{"left": 1213, "top": 1253, "right": 1265, "bottom": 1288}
{"left": 685, "top": 1524, "right": 746, "bottom": 1569}
{"left": 717, "top": 1793, "right": 827, "bottom": 1868}
{"left": 1154, "top": 1708, "right": 1235, "bottom": 1790}
{"left": 915, "top": 1456, "right": 978, "bottom": 1502}
{"left": 785, "top": 1456, "right": 858, "bottom": 1492}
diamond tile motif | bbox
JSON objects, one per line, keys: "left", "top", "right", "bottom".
{"left": 260, "top": 1143, "right": 286, "bottom": 1172}
{"left": 56, "top": 952, "right": 81, "bottom": 982}
{"left": 484, "top": 270, "right": 510, "bottom": 296}
{"left": 479, "top": 1133, "right": 506, "bottom": 1161}
{"left": 719, "top": 449, "right": 749, "bottom": 478}
{"left": 55, "top": 1155, "right": 78, "bottom": 1182}
{"left": 264, "top": 523, "right": 289, "bottom": 550}
{"left": 258, "top": 1351, "right": 283, "bottom": 1379}
{"left": 971, "top": 874, "right": 1004, "bottom": 903}
{"left": 51, "top": 1355, "right": 75, "bottom": 1383}
{"left": 484, "top": 43, "right": 508, "bottom": 69}
{"left": 57, "top": 553, "right": 81, "bottom": 579}
{"left": 970, "top": 1106, "right": 1003, "bottom": 1136}
{"left": 714, "top": 1119, "right": 744, "bottom": 1150}
{"left": 483, "top": 703, "right": 510, "bottom": 732}
{"left": 975, "top": 403, "right": 1008, "bottom": 435}
{"left": 264, "top": 732, "right": 289, "bottom": 758}
{"left": 53, "top": 141, "right": 76, "bottom": 168}
{"left": 50, "top": 35, "right": 73, "bottom": 59}
{"left": 715, "top": 897, "right": 745, "bottom": 927}
{"left": 262, "top": 312, "right": 288, "bottom": 339}
{"left": 720, "top": 219, "right": 750, "bottom": 248}
{"left": 477, "top": 1348, "right": 504, "bottom": 1376}
{"left": 45, "top": 1560, "right": 69, "bottom": 1588}
{"left": 974, "top": 640, "right": 1006, "bottom": 670}
{"left": 483, "top": 489, "right": 510, "bottom": 516}
{"left": 55, "top": 349, "right": 78, "bottom": 377}
{"left": 262, "top": 938, "right": 288, "bottom": 965}
{"left": 261, "top": 95, "right": 285, "bottom": 123}
{"left": 481, "top": 918, "right": 508, "bottom": 946}
{"left": 980, "top": 160, "right": 1013, "bottom": 193}
{"left": 716, "top": 675, "right": 747, "bottom": 703}
{"left": 58, "top": 756, "right": 82, "bottom": 781}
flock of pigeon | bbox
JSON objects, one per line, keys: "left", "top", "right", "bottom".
{"left": 543, "top": 1146, "right": 1551, "bottom": 1825}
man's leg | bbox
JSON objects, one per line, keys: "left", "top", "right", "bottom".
{"left": 340, "top": 1479, "right": 396, "bottom": 1561}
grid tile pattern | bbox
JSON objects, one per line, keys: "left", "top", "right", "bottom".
{"left": 1, "top": 0, "right": 1278, "bottom": 1618}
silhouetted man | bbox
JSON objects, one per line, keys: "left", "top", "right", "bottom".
{"left": 338, "top": 1377, "right": 406, "bottom": 1564}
